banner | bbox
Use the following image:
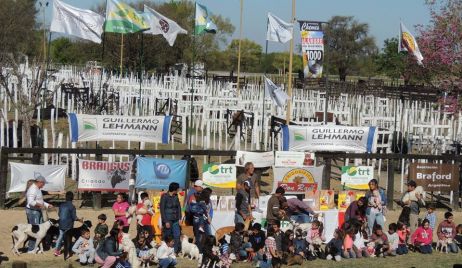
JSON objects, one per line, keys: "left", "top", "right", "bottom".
{"left": 265, "top": 76, "right": 289, "bottom": 108}
{"left": 68, "top": 113, "right": 172, "bottom": 143}
{"left": 143, "top": 5, "right": 187, "bottom": 46}
{"left": 136, "top": 157, "right": 187, "bottom": 189}
{"left": 299, "top": 21, "right": 324, "bottom": 78}
{"left": 202, "top": 163, "right": 236, "bottom": 188}
{"left": 267, "top": 13, "right": 294, "bottom": 44}
{"left": 236, "top": 151, "right": 274, "bottom": 168}
{"left": 78, "top": 160, "right": 132, "bottom": 192}
{"left": 275, "top": 151, "right": 315, "bottom": 167}
{"left": 340, "top": 166, "right": 374, "bottom": 190}
{"left": 282, "top": 125, "right": 377, "bottom": 153}
{"left": 9, "top": 163, "right": 66, "bottom": 193}
{"left": 409, "top": 163, "right": 459, "bottom": 192}
{"left": 104, "top": 0, "right": 149, "bottom": 34}
{"left": 273, "top": 166, "right": 323, "bottom": 194}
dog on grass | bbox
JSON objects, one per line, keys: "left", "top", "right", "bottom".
{"left": 436, "top": 238, "right": 452, "bottom": 253}
{"left": 11, "top": 219, "right": 59, "bottom": 255}
{"left": 63, "top": 220, "right": 92, "bottom": 260}
{"left": 180, "top": 235, "right": 201, "bottom": 261}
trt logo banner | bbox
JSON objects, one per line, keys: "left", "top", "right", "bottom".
{"left": 341, "top": 166, "right": 374, "bottom": 190}
{"left": 202, "top": 163, "right": 236, "bottom": 188}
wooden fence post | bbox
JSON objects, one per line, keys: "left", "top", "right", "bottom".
{"left": 387, "top": 158, "right": 395, "bottom": 210}
{"left": 323, "top": 156, "right": 332, "bottom": 190}
{"left": 0, "top": 149, "right": 8, "bottom": 209}
{"left": 93, "top": 147, "right": 102, "bottom": 210}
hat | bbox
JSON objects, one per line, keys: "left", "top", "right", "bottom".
{"left": 406, "top": 180, "right": 417, "bottom": 187}
{"left": 194, "top": 180, "right": 204, "bottom": 188}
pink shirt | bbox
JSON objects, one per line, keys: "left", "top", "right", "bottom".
{"left": 343, "top": 234, "right": 353, "bottom": 250}
{"left": 411, "top": 227, "right": 433, "bottom": 245}
{"left": 113, "top": 201, "right": 130, "bottom": 227}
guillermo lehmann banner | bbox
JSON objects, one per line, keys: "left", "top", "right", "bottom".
{"left": 68, "top": 113, "right": 172, "bottom": 143}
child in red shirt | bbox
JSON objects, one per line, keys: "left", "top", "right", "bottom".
{"left": 411, "top": 219, "right": 433, "bottom": 254}
{"left": 396, "top": 222, "right": 410, "bottom": 255}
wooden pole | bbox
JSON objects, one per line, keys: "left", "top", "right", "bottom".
{"left": 285, "top": 0, "right": 295, "bottom": 124}
{"left": 120, "top": 34, "right": 124, "bottom": 74}
{"left": 236, "top": 0, "right": 244, "bottom": 95}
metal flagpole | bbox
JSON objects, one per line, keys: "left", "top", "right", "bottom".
{"left": 189, "top": 5, "right": 197, "bottom": 150}
{"left": 138, "top": 32, "right": 144, "bottom": 116}
{"left": 98, "top": 0, "right": 109, "bottom": 93}
{"left": 261, "top": 17, "right": 269, "bottom": 149}
{"left": 120, "top": 34, "right": 124, "bottom": 75}
{"left": 285, "top": 0, "right": 295, "bottom": 124}
{"left": 236, "top": 0, "right": 244, "bottom": 95}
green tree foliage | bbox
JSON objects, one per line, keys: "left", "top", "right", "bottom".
{"left": 224, "top": 39, "right": 262, "bottom": 73}
{"left": 375, "top": 38, "right": 405, "bottom": 80}
{"left": 324, "top": 16, "right": 377, "bottom": 81}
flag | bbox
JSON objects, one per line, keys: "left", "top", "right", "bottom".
{"left": 143, "top": 5, "right": 187, "bottom": 46}
{"left": 195, "top": 3, "right": 217, "bottom": 35}
{"left": 265, "top": 77, "right": 289, "bottom": 107}
{"left": 104, "top": 0, "right": 149, "bottom": 34}
{"left": 399, "top": 22, "right": 424, "bottom": 65}
{"left": 266, "top": 13, "right": 293, "bottom": 43}
{"left": 50, "top": 0, "right": 104, "bottom": 43}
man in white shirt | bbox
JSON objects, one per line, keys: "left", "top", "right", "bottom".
{"left": 25, "top": 177, "right": 53, "bottom": 252}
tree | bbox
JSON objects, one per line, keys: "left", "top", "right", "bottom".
{"left": 324, "top": 16, "right": 377, "bottom": 81}
{"left": 225, "top": 39, "right": 262, "bottom": 73}
{"left": 376, "top": 38, "right": 406, "bottom": 80}
{"left": 417, "top": 0, "right": 462, "bottom": 90}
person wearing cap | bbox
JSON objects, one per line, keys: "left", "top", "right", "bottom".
{"left": 235, "top": 180, "right": 253, "bottom": 225}
{"left": 400, "top": 180, "right": 424, "bottom": 234}
{"left": 183, "top": 179, "right": 204, "bottom": 226}
{"left": 160, "top": 182, "right": 182, "bottom": 254}
{"left": 237, "top": 162, "right": 261, "bottom": 201}
{"left": 25, "top": 176, "right": 53, "bottom": 252}
{"left": 266, "top": 187, "right": 286, "bottom": 226}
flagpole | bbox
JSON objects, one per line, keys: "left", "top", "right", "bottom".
{"left": 189, "top": 5, "right": 197, "bottom": 150}
{"left": 285, "top": 0, "right": 295, "bottom": 124}
{"left": 236, "top": 0, "right": 244, "bottom": 95}
{"left": 261, "top": 17, "right": 269, "bottom": 149}
{"left": 99, "top": 0, "right": 109, "bottom": 94}
{"left": 120, "top": 34, "right": 124, "bottom": 74}
{"left": 138, "top": 32, "right": 144, "bottom": 116}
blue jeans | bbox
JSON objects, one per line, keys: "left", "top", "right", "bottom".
{"left": 162, "top": 221, "right": 181, "bottom": 253}
{"left": 259, "top": 259, "right": 272, "bottom": 268}
{"left": 239, "top": 242, "right": 252, "bottom": 259}
{"left": 397, "top": 244, "right": 408, "bottom": 255}
{"left": 193, "top": 217, "right": 210, "bottom": 253}
{"left": 26, "top": 208, "right": 43, "bottom": 251}
{"left": 366, "top": 208, "right": 384, "bottom": 235}
{"left": 419, "top": 244, "right": 432, "bottom": 254}
{"left": 235, "top": 213, "right": 245, "bottom": 225}
{"left": 448, "top": 242, "right": 459, "bottom": 253}
{"left": 290, "top": 213, "right": 311, "bottom": 224}
{"left": 159, "top": 257, "right": 177, "bottom": 268}
{"left": 54, "top": 229, "right": 68, "bottom": 251}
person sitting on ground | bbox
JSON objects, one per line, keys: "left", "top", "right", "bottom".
{"left": 411, "top": 219, "right": 433, "bottom": 254}
{"left": 455, "top": 224, "right": 462, "bottom": 250}
{"left": 344, "top": 197, "right": 367, "bottom": 224}
{"left": 282, "top": 229, "right": 295, "bottom": 254}
{"left": 95, "top": 228, "right": 123, "bottom": 268}
{"left": 437, "top": 211, "right": 458, "bottom": 253}
{"left": 157, "top": 236, "right": 177, "bottom": 268}
{"left": 396, "top": 222, "right": 410, "bottom": 255}
{"left": 386, "top": 223, "right": 399, "bottom": 256}
{"left": 325, "top": 229, "right": 343, "bottom": 262}
{"left": 229, "top": 222, "right": 252, "bottom": 261}
{"left": 352, "top": 224, "right": 369, "bottom": 258}
{"left": 424, "top": 203, "right": 437, "bottom": 231}
{"left": 342, "top": 226, "right": 356, "bottom": 259}
{"left": 285, "top": 196, "right": 315, "bottom": 223}
{"left": 72, "top": 229, "right": 95, "bottom": 266}
{"left": 94, "top": 214, "right": 108, "bottom": 248}
{"left": 261, "top": 227, "right": 280, "bottom": 268}
{"left": 54, "top": 191, "right": 82, "bottom": 256}
{"left": 135, "top": 233, "right": 155, "bottom": 265}
{"left": 248, "top": 223, "right": 266, "bottom": 263}
{"left": 370, "top": 224, "right": 389, "bottom": 257}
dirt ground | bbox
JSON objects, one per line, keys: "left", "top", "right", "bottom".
{"left": 1, "top": 207, "right": 462, "bottom": 267}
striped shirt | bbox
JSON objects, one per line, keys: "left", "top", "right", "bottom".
{"left": 26, "top": 184, "right": 49, "bottom": 209}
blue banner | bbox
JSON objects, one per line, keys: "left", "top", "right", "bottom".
{"left": 136, "top": 157, "right": 187, "bottom": 189}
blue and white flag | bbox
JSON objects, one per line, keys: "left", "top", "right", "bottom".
{"left": 136, "top": 157, "right": 188, "bottom": 189}
{"left": 68, "top": 114, "right": 172, "bottom": 143}
{"left": 265, "top": 76, "right": 289, "bottom": 107}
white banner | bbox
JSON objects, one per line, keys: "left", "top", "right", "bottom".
{"left": 78, "top": 160, "right": 132, "bottom": 192}
{"left": 202, "top": 164, "right": 236, "bottom": 188}
{"left": 68, "top": 113, "right": 172, "bottom": 143}
{"left": 275, "top": 151, "right": 315, "bottom": 167}
{"left": 143, "top": 5, "right": 188, "bottom": 46}
{"left": 9, "top": 163, "right": 66, "bottom": 193}
{"left": 236, "top": 151, "right": 274, "bottom": 168}
{"left": 341, "top": 166, "right": 374, "bottom": 190}
{"left": 282, "top": 125, "right": 377, "bottom": 153}
{"left": 273, "top": 166, "right": 323, "bottom": 194}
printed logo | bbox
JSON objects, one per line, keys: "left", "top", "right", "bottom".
{"left": 294, "top": 132, "right": 305, "bottom": 141}
{"left": 83, "top": 119, "right": 97, "bottom": 130}
{"left": 159, "top": 19, "right": 170, "bottom": 33}
{"left": 208, "top": 165, "right": 220, "bottom": 175}
{"left": 154, "top": 163, "right": 171, "bottom": 179}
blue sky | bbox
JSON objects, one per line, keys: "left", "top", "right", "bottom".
{"left": 40, "top": 0, "right": 431, "bottom": 52}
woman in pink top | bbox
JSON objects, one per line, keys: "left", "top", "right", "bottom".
{"left": 410, "top": 219, "right": 432, "bottom": 254}
{"left": 112, "top": 193, "right": 130, "bottom": 228}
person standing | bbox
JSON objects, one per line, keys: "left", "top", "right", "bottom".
{"left": 237, "top": 162, "right": 260, "bottom": 201}
{"left": 160, "top": 182, "right": 182, "bottom": 254}
{"left": 266, "top": 187, "right": 285, "bottom": 226}
{"left": 54, "top": 191, "right": 82, "bottom": 256}
{"left": 25, "top": 176, "right": 53, "bottom": 252}
{"left": 112, "top": 193, "right": 130, "bottom": 229}
{"left": 399, "top": 180, "right": 424, "bottom": 234}
{"left": 184, "top": 179, "right": 204, "bottom": 225}
{"left": 365, "top": 179, "right": 386, "bottom": 235}
{"left": 235, "top": 181, "right": 253, "bottom": 226}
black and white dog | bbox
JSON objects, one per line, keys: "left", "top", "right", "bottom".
{"left": 63, "top": 220, "right": 92, "bottom": 260}
{"left": 11, "top": 219, "right": 59, "bottom": 255}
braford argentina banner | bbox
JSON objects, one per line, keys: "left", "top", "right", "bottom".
{"left": 68, "top": 113, "right": 172, "bottom": 143}
{"left": 409, "top": 163, "right": 459, "bottom": 192}
{"left": 78, "top": 160, "right": 132, "bottom": 192}
{"left": 8, "top": 163, "right": 67, "bottom": 193}
{"left": 282, "top": 125, "right": 377, "bottom": 153}
{"left": 136, "top": 157, "right": 188, "bottom": 189}
{"left": 299, "top": 21, "right": 324, "bottom": 79}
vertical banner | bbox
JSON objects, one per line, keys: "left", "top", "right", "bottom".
{"left": 299, "top": 21, "right": 324, "bottom": 78}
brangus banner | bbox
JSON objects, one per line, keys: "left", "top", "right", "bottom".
{"left": 78, "top": 160, "right": 132, "bottom": 192}
{"left": 409, "top": 163, "right": 459, "bottom": 192}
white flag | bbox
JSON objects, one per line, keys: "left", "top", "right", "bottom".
{"left": 144, "top": 5, "right": 188, "bottom": 46}
{"left": 399, "top": 22, "right": 424, "bottom": 65}
{"left": 265, "top": 77, "right": 289, "bottom": 107}
{"left": 266, "top": 13, "right": 293, "bottom": 43}
{"left": 50, "top": 0, "right": 104, "bottom": 43}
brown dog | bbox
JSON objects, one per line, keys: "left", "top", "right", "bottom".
{"left": 285, "top": 253, "right": 304, "bottom": 266}
{"left": 215, "top": 226, "right": 235, "bottom": 242}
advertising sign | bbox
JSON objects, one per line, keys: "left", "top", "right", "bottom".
{"left": 273, "top": 166, "right": 323, "bottom": 194}
{"left": 236, "top": 151, "right": 274, "bottom": 168}
{"left": 202, "top": 163, "right": 237, "bottom": 188}
{"left": 409, "top": 163, "right": 459, "bottom": 192}
{"left": 78, "top": 160, "right": 132, "bottom": 192}
{"left": 136, "top": 157, "right": 188, "bottom": 189}
{"left": 274, "top": 151, "right": 315, "bottom": 167}
{"left": 299, "top": 21, "right": 324, "bottom": 78}
{"left": 341, "top": 166, "right": 374, "bottom": 190}
{"left": 9, "top": 163, "right": 66, "bottom": 193}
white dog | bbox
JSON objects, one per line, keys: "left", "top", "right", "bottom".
{"left": 180, "top": 235, "right": 201, "bottom": 260}
{"left": 121, "top": 233, "right": 141, "bottom": 268}
{"left": 436, "top": 238, "right": 451, "bottom": 253}
{"left": 11, "top": 219, "right": 59, "bottom": 255}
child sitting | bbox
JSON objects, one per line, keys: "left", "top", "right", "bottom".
{"left": 218, "top": 235, "right": 232, "bottom": 268}
{"left": 411, "top": 219, "right": 433, "bottom": 254}
{"left": 72, "top": 229, "right": 95, "bottom": 266}
{"left": 135, "top": 234, "right": 155, "bottom": 265}
{"left": 248, "top": 223, "right": 266, "bottom": 262}
{"left": 353, "top": 226, "right": 369, "bottom": 258}
{"left": 306, "top": 220, "right": 325, "bottom": 260}
{"left": 396, "top": 222, "right": 410, "bottom": 255}
{"left": 94, "top": 214, "right": 108, "bottom": 248}
{"left": 424, "top": 204, "right": 437, "bottom": 230}
{"left": 325, "top": 229, "right": 343, "bottom": 261}
{"left": 157, "top": 236, "right": 177, "bottom": 268}
{"left": 342, "top": 227, "right": 356, "bottom": 259}
{"left": 370, "top": 224, "right": 389, "bottom": 257}
{"left": 455, "top": 224, "right": 462, "bottom": 250}
{"left": 261, "top": 227, "right": 280, "bottom": 268}
{"left": 293, "top": 229, "right": 306, "bottom": 257}
{"left": 386, "top": 223, "right": 399, "bottom": 256}
{"left": 283, "top": 229, "right": 295, "bottom": 254}
{"left": 437, "top": 211, "right": 458, "bottom": 253}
